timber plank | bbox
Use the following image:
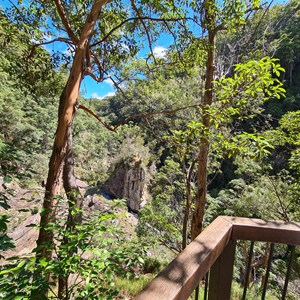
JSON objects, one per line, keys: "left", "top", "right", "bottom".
{"left": 224, "top": 217, "right": 300, "bottom": 246}
{"left": 134, "top": 217, "right": 233, "bottom": 300}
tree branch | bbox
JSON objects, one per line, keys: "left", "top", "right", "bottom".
{"left": 28, "top": 38, "right": 73, "bottom": 59}
{"left": 245, "top": 1, "right": 274, "bottom": 46}
{"left": 104, "top": 73, "right": 129, "bottom": 100}
{"left": 7, "top": 0, "right": 32, "bottom": 27}
{"left": 54, "top": 0, "right": 79, "bottom": 44}
{"left": 84, "top": 50, "right": 129, "bottom": 100}
{"left": 159, "top": 239, "right": 180, "bottom": 254}
{"left": 163, "top": 20, "right": 191, "bottom": 74}
{"left": 90, "top": 16, "right": 190, "bottom": 48}
{"left": 77, "top": 103, "right": 202, "bottom": 132}
{"left": 131, "top": 0, "right": 157, "bottom": 64}
{"left": 85, "top": 69, "right": 103, "bottom": 82}
{"left": 85, "top": 50, "right": 105, "bottom": 82}
{"left": 77, "top": 104, "right": 114, "bottom": 131}
{"left": 268, "top": 176, "right": 290, "bottom": 222}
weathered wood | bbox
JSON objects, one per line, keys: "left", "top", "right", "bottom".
{"left": 134, "top": 216, "right": 300, "bottom": 300}
{"left": 208, "top": 239, "right": 236, "bottom": 300}
{"left": 223, "top": 217, "right": 300, "bottom": 246}
{"left": 134, "top": 217, "right": 233, "bottom": 300}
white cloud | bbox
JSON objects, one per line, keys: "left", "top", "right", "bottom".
{"left": 103, "top": 91, "right": 116, "bottom": 98}
{"left": 104, "top": 78, "right": 114, "bottom": 86}
{"left": 91, "top": 93, "right": 102, "bottom": 99}
{"left": 153, "top": 46, "right": 167, "bottom": 59}
{"left": 91, "top": 92, "right": 115, "bottom": 99}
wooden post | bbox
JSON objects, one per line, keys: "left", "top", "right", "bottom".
{"left": 134, "top": 217, "right": 300, "bottom": 300}
{"left": 208, "top": 239, "right": 236, "bottom": 300}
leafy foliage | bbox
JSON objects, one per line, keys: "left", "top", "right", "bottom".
{"left": 0, "top": 0, "right": 300, "bottom": 298}
{"left": 0, "top": 202, "right": 149, "bottom": 299}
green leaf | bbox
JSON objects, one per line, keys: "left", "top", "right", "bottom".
{"left": 137, "top": 257, "right": 144, "bottom": 264}
{"left": 3, "top": 176, "right": 12, "bottom": 184}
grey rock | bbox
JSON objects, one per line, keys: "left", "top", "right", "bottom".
{"left": 103, "top": 157, "right": 145, "bottom": 212}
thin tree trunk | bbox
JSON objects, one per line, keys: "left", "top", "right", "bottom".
{"left": 33, "top": 54, "right": 83, "bottom": 298}
{"left": 191, "top": 0, "right": 216, "bottom": 240}
{"left": 182, "top": 183, "right": 191, "bottom": 250}
{"left": 35, "top": 0, "right": 109, "bottom": 261}
{"left": 58, "top": 122, "right": 83, "bottom": 299}
{"left": 182, "top": 160, "right": 196, "bottom": 250}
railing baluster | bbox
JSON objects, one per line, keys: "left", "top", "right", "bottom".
{"left": 242, "top": 241, "right": 255, "bottom": 300}
{"left": 204, "top": 272, "right": 209, "bottom": 300}
{"left": 195, "top": 284, "right": 200, "bottom": 300}
{"left": 134, "top": 217, "right": 300, "bottom": 300}
{"left": 261, "top": 243, "right": 275, "bottom": 300}
{"left": 281, "top": 245, "right": 295, "bottom": 300}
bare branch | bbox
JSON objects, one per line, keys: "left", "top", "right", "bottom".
{"left": 88, "top": 50, "right": 105, "bottom": 81}
{"left": 268, "top": 176, "right": 290, "bottom": 222}
{"left": 131, "top": 0, "right": 157, "bottom": 64}
{"left": 54, "top": 0, "right": 79, "bottom": 44}
{"left": 84, "top": 50, "right": 129, "bottom": 99}
{"left": 85, "top": 69, "right": 103, "bottom": 82}
{"left": 105, "top": 74, "right": 130, "bottom": 100}
{"left": 90, "top": 16, "right": 190, "bottom": 48}
{"left": 28, "top": 37, "right": 73, "bottom": 59}
{"left": 77, "top": 104, "right": 114, "bottom": 131}
{"left": 77, "top": 103, "right": 202, "bottom": 132}
{"left": 159, "top": 239, "right": 180, "bottom": 254}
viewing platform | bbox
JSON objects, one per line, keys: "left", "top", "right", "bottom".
{"left": 134, "top": 216, "right": 300, "bottom": 300}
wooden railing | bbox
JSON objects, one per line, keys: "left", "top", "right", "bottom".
{"left": 134, "top": 216, "right": 300, "bottom": 300}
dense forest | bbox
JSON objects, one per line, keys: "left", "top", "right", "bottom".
{"left": 0, "top": 0, "right": 299, "bottom": 299}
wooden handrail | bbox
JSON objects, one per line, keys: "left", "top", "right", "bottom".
{"left": 226, "top": 216, "right": 300, "bottom": 246}
{"left": 134, "top": 216, "right": 300, "bottom": 300}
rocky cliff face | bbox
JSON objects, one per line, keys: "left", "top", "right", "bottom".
{"left": 103, "top": 157, "right": 146, "bottom": 212}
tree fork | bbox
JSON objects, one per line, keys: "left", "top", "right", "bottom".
{"left": 58, "top": 122, "right": 83, "bottom": 299}
{"left": 34, "top": 1, "right": 111, "bottom": 297}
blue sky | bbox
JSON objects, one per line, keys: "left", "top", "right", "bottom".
{"left": 1, "top": 0, "right": 287, "bottom": 99}
{"left": 0, "top": 0, "right": 172, "bottom": 100}
{"left": 83, "top": 0, "right": 287, "bottom": 100}
{"left": 80, "top": 43, "right": 170, "bottom": 100}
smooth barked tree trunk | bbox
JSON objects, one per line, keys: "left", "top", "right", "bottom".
{"left": 35, "top": 0, "right": 110, "bottom": 263}
{"left": 35, "top": 48, "right": 84, "bottom": 261}
{"left": 34, "top": 2, "right": 111, "bottom": 298}
{"left": 58, "top": 122, "right": 83, "bottom": 300}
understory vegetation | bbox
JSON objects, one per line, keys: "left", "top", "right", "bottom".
{"left": 0, "top": 0, "right": 300, "bottom": 299}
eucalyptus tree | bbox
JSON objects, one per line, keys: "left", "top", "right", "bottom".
{"left": 3, "top": 0, "right": 286, "bottom": 278}
{"left": 182, "top": 0, "right": 287, "bottom": 239}
{"left": 131, "top": 0, "right": 286, "bottom": 246}
{"left": 3, "top": 0, "right": 191, "bottom": 297}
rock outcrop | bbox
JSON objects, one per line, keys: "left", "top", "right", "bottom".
{"left": 103, "top": 157, "right": 146, "bottom": 212}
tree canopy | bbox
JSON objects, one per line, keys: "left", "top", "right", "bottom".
{"left": 0, "top": 0, "right": 299, "bottom": 299}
